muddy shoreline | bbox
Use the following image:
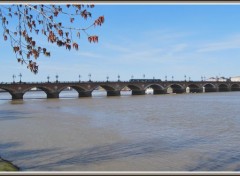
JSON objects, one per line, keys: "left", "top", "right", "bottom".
{"left": 0, "top": 157, "right": 20, "bottom": 171}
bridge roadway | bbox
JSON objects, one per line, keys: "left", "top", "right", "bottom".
{"left": 0, "top": 80, "right": 240, "bottom": 100}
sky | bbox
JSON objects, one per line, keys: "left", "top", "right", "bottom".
{"left": 1, "top": 3, "right": 240, "bottom": 82}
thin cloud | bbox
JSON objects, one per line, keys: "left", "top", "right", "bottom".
{"left": 196, "top": 34, "right": 240, "bottom": 53}
{"left": 75, "top": 52, "right": 103, "bottom": 59}
{"left": 102, "top": 42, "right": 131, "bottom": 53}
{"left": 142, "top": 29, "right": 195, "bottom": 43}
{"left": 100, "top": 30, "right": 191, "bottom": 64}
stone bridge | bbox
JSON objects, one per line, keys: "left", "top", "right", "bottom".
{"left": 1, "top": 80, "right": 240, "bottom": 100}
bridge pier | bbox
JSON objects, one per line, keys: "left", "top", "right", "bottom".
{"left": 12, "top": 93, "right": 24, "bottom": 100}
{"left": 78, "top": 91, "right": 92, "bottom": 97}
{"left": 231, "top": 87, "right": 240, "bottom": 91}
{"left": 107, "top": 90, "right": 120, "bottom": 96}
{"left": 218, "top": 87, "right": 231, "bottom": 92}
{"left": 154, "top": 89, "right": 167, "bottom": 94}
{"left": 132, "top": 90, "right": 145, "bottom": 95}
{"left": 173, "top": 89, "right": 185, "bottom": 94}
{"left": 198, "top": 87, "right": 205, "bottom": 93}
{"left": 204, "top": 88, "right": 217, "bottom": 92}
{"left": 47, "top": 92, "right": 59, "bottom": 99}
{"left": 188, "top": 88, "right": 202, "bottom": 93}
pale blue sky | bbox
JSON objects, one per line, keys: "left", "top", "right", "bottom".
{"left": 1, "top": 4, "right": 240, "bottom": 82}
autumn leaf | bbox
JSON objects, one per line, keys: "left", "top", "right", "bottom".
{"left": 94, "top": 16, "right": 104, "bottom": 26}
{"left": 88, "top": 36, "right": 98, "bottom": 43}
{"left": 31, "top": 41, "right": 36, "bottom": 47}
{"left": 65, "top": 44, "right": 71, "bottom": 50}
{"left": 58, "top": 29, "right": 63, "bottom": 36}
{"left": 81, "top": 10, "right": 91, "bottom": 20}
{"left": 72, "top": 42, "right": 79, "bottom": 50}
{"left": 54, "top": 10, "right": 59, "bottom": 17}
{"left": 13, "top": 46, "right": 20, "bottom": 53}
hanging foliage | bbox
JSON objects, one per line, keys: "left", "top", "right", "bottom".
{"left": 0, "top": 4, "right": 104, "bottom": 74}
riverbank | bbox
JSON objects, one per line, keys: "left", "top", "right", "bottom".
{"left": 0, "top": 157, "right": 19, "bottom": 171}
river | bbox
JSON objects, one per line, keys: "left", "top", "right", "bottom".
{"left": 0, "top": 90, "right": 240, "bottom": 171}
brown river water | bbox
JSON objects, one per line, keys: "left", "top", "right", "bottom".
{"left": 0, "top": 90, "right": 240, "bottom": 171}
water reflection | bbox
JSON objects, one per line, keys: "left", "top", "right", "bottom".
{"left": 10, "top": 100, "right": 24, "bottom": 105}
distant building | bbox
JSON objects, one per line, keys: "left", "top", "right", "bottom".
{"left": 218, "top": 77, "right": 228, "bottom": 82}
{"left": 207, "top": 76, "right": 240, "bottom": 82}
{"left": 206, "top": 77, "right": 217, "bottom": 81}
{"left": 230, "top": 76, "right": 240, "bottom": 82}
{"left": 206, "top": 77, "right": 228, "bottom": 82}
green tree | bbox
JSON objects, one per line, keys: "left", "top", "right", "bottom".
{"left": 0, "top": 4, "right": 104, "bottom": 74}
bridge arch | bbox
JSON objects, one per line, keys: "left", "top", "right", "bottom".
{"left": 231, "top": 84, "right": 240, "bottom": 91}
{"left": 218, "top": 84, "right": 229, "bottom": 92}
{"left": 0, "top": 87, "right": 15, "bottom": 99}
{"left": 187, "top": 84, "right": 201, "bottom": 93}
{"left": 59, "top": 85, "right": 90, "bottom": 98}
{"left": 94, "top": 85, "right": 116, "bottom": 91}
{"left": 91, "top": 85, "right": 107, "bottom": 97}
{"left": 203, "top": 83, "right": 216, "bottom": 92}
{"left": 120, "top": 84, "right": 144, "bottom": 95}
{"left": 92, "top": 85, "right": 119, "bottom": 97}
{"left": 168, "top": 84, "right": 185, "bottom": 93}
{"left": 58, "top": 85, "right": 87, "bottom": 92}
{"left": 121, "top": 84, "right": 141, "bottom": 91}
{"left": 23, "top": 86, "right": 52, "bottom": 94}
{"left": 145, "top": 84, "right": 166, "bottom": 94}
{"left": 23, "top": 87, "right": 50, "bottom": 99}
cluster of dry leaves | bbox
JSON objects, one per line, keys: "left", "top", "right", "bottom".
{"left": 0, "top": 4, "right": 104, "bottom": 74}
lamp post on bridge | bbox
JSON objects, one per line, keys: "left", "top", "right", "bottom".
{"left": 12, "top": 74, "right": 16, "bottom": 83}
{"left": 106, "top": 75, "right": 109, "bottom": 82}
{"left": 117, "top": 74, "right": 120, "bottom": 82}
{"left": 143, "top": 74, "right": 145, "bottom": 79}
{"left": 19, "top": 73, "right": 22, "bottom": 83}
{"left": 88, "top": 73, "right": 91, "bottom": 82}
{"left": 56, "top": 74, "right": 59, "bottom": 83}
{"left": 79, "top": 75, "right": 81, "bottom": 82}
{"left": 201, "top": 76, "right": 203, "bottom": 82}
{"left": 165, "top": 76, "right": 167, "bottom": 81}
{"left": 47, "top": 75, "right": 50, "bottom": 83}
{"left": 172, "top": 76, "right": 174, "bottom": 82}
{"left": 189, "top": 77, "right": 191, "bottom": 82}
{"left": 184, "top": 75, "right": 186, "bottom": 82}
